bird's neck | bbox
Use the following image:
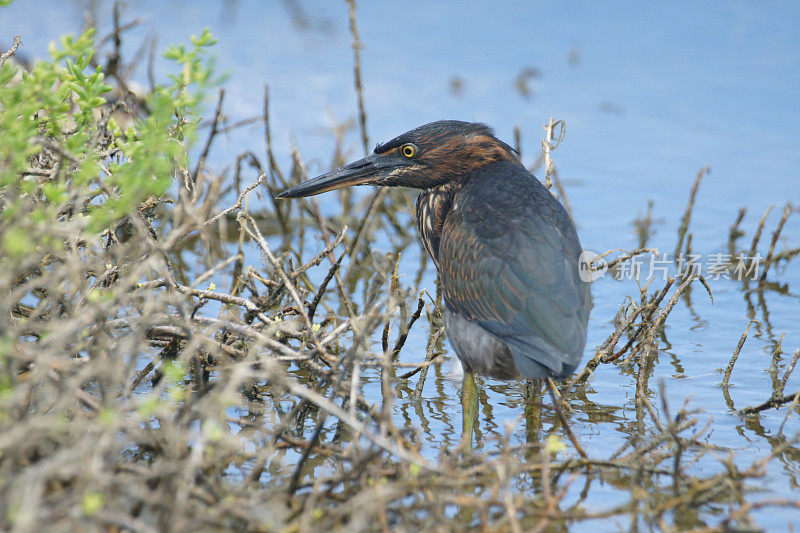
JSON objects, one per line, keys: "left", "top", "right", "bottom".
{"left": 416, "top": 181, "right": 460, "bottom": 267}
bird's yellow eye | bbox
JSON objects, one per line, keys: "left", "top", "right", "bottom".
{"left": 401, "top": 143, "right": 417, "bottom": 158}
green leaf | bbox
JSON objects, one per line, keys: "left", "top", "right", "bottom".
{"left": 81, "top": 492, "right": 105, "bottom": 516}
{"left": 1, "top": 228, "right": 32, "bottom": 258}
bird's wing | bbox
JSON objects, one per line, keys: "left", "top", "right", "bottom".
{"left": 437, "top": 161, "right": 591, "bottom": 378}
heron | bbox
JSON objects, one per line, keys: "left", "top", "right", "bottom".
{"left": 276, "top": 120, "right": 591, "bottom": 440}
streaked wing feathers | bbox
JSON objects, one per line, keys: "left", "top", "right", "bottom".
{"left": 438, "top": 161, "right": 590, "bottom": 378}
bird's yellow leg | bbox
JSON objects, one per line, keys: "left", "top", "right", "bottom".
{"left": 524, "top": 379, "right": 543, "bottom": 453}
{"left": 456, "top": 374, "right": 478, "bottom": 528}
{"left": 461, "top": 371, "right": 478, "bottom": 452}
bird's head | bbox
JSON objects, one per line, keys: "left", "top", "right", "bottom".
{"left": 275, "top": 120, "right": 521, "bottom": 199}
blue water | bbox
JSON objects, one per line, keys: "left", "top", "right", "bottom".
{"left": 3, "top": 1, "right": 799, "bottom": 529}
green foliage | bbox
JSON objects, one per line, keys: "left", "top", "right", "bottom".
{"left": 0, "top": 27, "right": 218, "bottom": 257}
{"left": 80, "top": 492, "right": 105, "bottom": 517}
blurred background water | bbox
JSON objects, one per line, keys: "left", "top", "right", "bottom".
{"left": 2, "top": 1, "right": 799, "bottom": 529}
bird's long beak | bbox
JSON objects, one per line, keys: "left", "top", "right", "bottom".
{"left": 275, "top": 153, "right": 398, "bottom": 199}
